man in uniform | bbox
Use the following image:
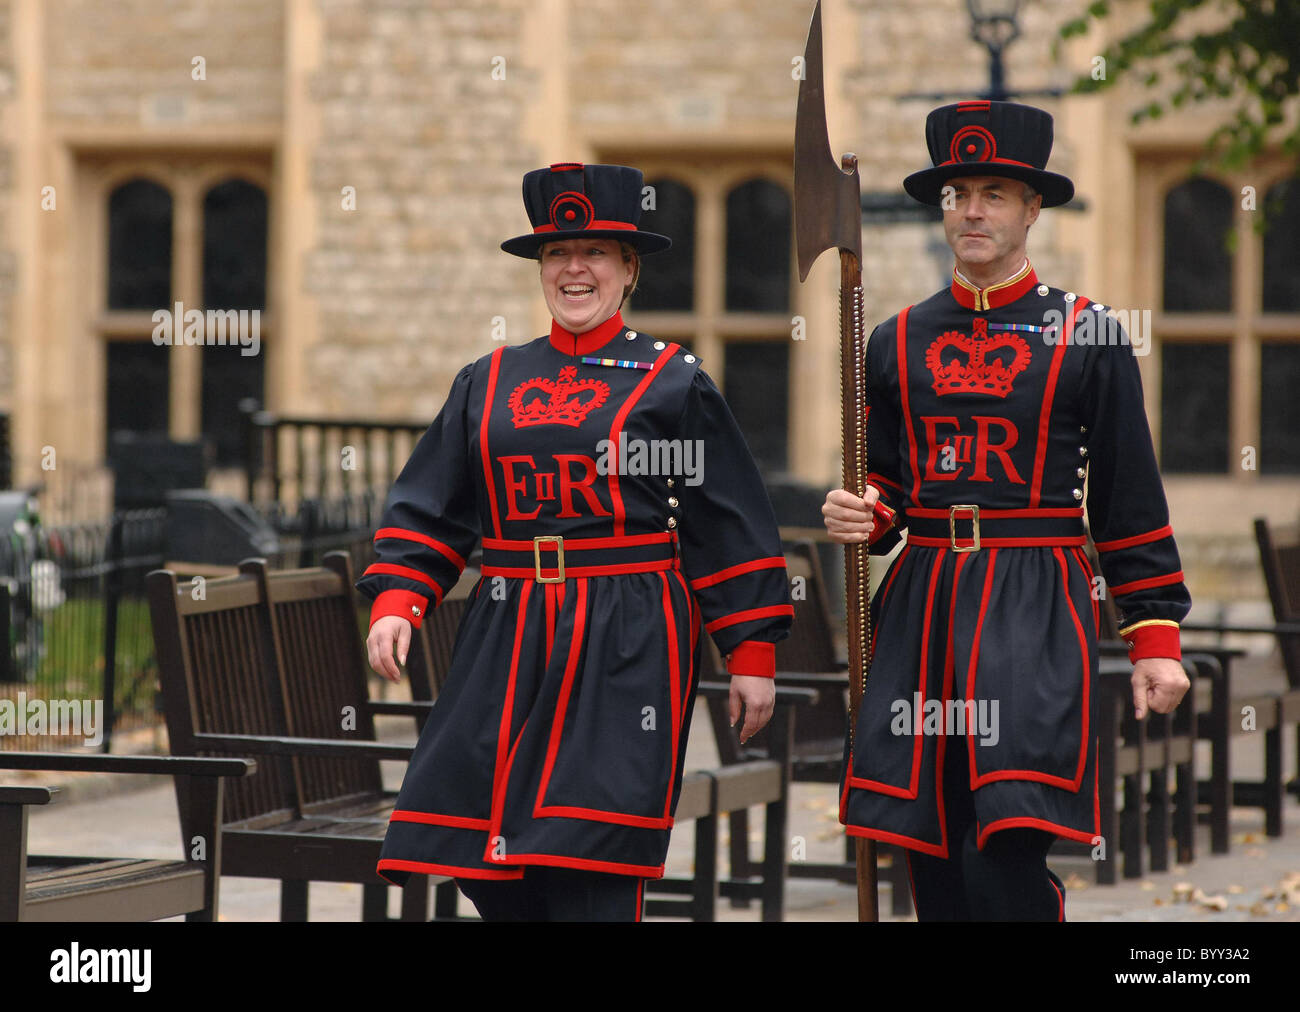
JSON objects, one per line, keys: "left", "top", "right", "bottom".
{"left": 822, "top": 101, "right": 1191, "bottom": 920}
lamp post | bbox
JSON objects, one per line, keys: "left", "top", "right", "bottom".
{"left": 967, "top": 0, "right": 1023, "bottom": 102}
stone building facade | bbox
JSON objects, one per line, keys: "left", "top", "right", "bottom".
{"left": 0, "top": 0, "right": 1295, "bottom": 608}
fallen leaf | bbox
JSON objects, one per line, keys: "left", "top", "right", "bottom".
{"left": 1199, "top": 894, "right": 1229, "bottom": 911}
{"left": 1227, "top": 884, "right": 1245, "bottom": 894}
{"left": 1249, "top": 902, "right": 1270, "bottom": 917}
{"left": 1277, "top": 901, "right": 1290, "bottom": 914}
{"left": 1173, "top": 882, "right": 1194, "bottom": 902}
{"left": 1153, "top": 897, "right": 1165, "bottom": 906}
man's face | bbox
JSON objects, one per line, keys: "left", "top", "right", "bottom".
{"left": 942, "top": 175, "right": 1041, "bottom": 273}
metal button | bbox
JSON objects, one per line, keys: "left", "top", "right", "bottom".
{"left": 666, "top": 517, "right": 677, "bottom": 529}
{"left": 411, "top": 605, "right": 421, "bottom": 617}
{"left": 1072, "top": 488, "right": 1083, "bottom": 501}
{"left": 1064, "top": 292, "right": 1076, "bottom": 303}
{"left": 684, "top": 354, "right": 696, "bottom": 363}
{"left": 1076, "top": 467, "right": 1086, "bottom": 479}
{"left": 1080, "top": 425, "right": 1088, "bottom": 434}
{"left": 625, "top": 330, "right": 637, "bottom": 340}
{"left": 668, "top": 496, "right": 679, "bottom": 508}
{"left": 1079, "top": 446, "right": 1088, "bottom": 458}
{"left": 1037, "top": 284, "right": 1049, "bottom": 296}
{"left": 653, "top": 341, "right": 666, "bottom": 350}
{"left": 666, "top": 478, "right": 675, "bottom": 488}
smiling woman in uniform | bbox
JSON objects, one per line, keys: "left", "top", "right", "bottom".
{"left": 359, "top": 162, "right": 792, "bottom": 921}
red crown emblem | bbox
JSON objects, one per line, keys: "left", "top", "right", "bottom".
{"left": 924, "top": 318, "right": 1031, "bottom": 399}
{"left": 508, "top": 365, "right": 609, "bottom": 428}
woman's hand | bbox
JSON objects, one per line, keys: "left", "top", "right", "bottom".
{"left": 367, "top": 615, "right": 412, "bottom": 683}
{"left": 822, "top": 487, "right": 879, "bottom": 544}
{"left": 729, "top": 674, "right": 776, "bottom": 744}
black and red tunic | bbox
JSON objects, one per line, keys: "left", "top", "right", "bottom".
{"left": 357, "top": 312, "right": 792, "bottom": 882}
{"left": 843, "top": 261, "right": 1191, "bottom": 856}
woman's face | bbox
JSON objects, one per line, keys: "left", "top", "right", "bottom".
{"left": 539, "top": 238, "right": 633, "bottom": 334}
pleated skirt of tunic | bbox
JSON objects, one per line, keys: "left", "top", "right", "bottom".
{"left": 841, "top": 543, "right": 1102, "bottom": 857}
{"left": 378, "top": 568, "right": 699, "bottom": 884}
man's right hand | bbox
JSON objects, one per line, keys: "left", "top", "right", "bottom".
{"left": 822, "top": 487, "right": 880, "bottom": 544}
{"left": 367, "top": 615, "right": 412, "bottom": 683}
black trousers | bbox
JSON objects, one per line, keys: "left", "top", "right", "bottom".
{"left": 904, "top": 735, "right": 1066, "bottom": 922}
{"left": 456, "top": 866, "right": 645, "bottom": 922}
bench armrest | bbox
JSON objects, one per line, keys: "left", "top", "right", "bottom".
{"left": 193, "top": 732, "right": 413, "bottom": 762}
{"left": 0, "top": 753, "right": 256, "bottom": 778}
{"left": 696, "top": 681, "right": 820, "bottom": 708}
{"left": 363, "top": 700, "right": 435, "bottom": 717}
{"left": 0, "top": 785, "right": 56, "bottom": 807}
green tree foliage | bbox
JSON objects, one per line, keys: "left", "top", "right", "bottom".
{"left": 1059, "top": 0, "right": 1300, "bottom": 170}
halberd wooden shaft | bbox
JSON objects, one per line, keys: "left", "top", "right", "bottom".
{"left": 838, "top": 205, "right": 877, "bottom": 922}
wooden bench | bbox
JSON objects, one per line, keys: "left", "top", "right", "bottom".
{"left": 147, "top": 559, "right": 436, "bottom": 920}
{"left": 1, "top": 753, "right": 253, "bottom": 921}
{"left": 704, "top": 540, "right": 912, "bottom": 916}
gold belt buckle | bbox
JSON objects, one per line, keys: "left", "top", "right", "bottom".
{"left": 533, "top": 535, "right": 565, "bottom": 583}
{"left": 948, "top": 505, "right": 980, "bottom": 553}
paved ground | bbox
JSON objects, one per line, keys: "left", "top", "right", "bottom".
{"left": 11, "top": 698, "right": 1299, "bottom": 923}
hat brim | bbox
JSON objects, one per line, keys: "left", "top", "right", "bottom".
{"left": 903, "top": 163, "right": 1074, "bottom": 208}
{"left": 501, "top": 229, "right": 673, "bottom": 259}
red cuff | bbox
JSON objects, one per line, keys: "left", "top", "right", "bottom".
{"left": 1121, "top": 621, "right": 1181, "bottom": 662}
{"left": 726, "top": 641, "right": 775, "bottom": 678}
{"left": 868, "top": 495, "right": 897, "bottom": 547}
{"left": 370, "top": 589, "right": 429, "bottom": 630}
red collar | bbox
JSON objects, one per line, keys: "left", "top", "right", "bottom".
{"left": 548, "top": 312, "right": 626, "bottom": 355}
{"left": 950, "top": 262, "right": 1038, "bottom": 311}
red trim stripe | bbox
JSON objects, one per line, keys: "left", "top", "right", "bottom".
{"left": 533, "top": 220, "right": 637, "bottom": 234}
{"left": 905, "top": 535, "right": 1086, "bottom": 548}
{"left": 481, "top": 348, "right": 505, "bottom": 539}
{"left": 498, "top": 853, "right": 664, "bottom": 878}
{"left": 532, "top": 805, "right": 672, "bottom": 830}
{"left": 660, "top": 571, "right": 683, "bottom": 820}
{"left": 976, "top": 816, "right": 1099, "bottom": 850}
{"left": 964, "top": 548, "right": 999, "bottom": 778}
{"left": 937, "top": 156, "right": 1035, "bottom": 169}
{"left": 1094, "top": 525, "right": 1173, "bottom": 553}
{"left": 481, "top": 559, "right": 678, "bottom": 579}
{"left": 867, "top": 472, "right": 906, "bottom": 496}
{"left": 389, "top": 810, "right": 489, "bottom": 831}
{"left": 482, "top": 532, "right": 672, "bottom": 551}
{"left": 845, "top": 824, "right": 947, "bottom": 859}
{"left": 534, "top": 578, "right": 589, "bottom": 816}
{"left": 486, "top": 581, "right": 532, "bottom": 846}
{"left": 1109, "top": 570, "right": 1185, "bottom": 596}
{"left": 1029, "top": 300, "right": 1084, "bottom": 507}
{"left": 689, "top": 556, "right": 786, "bottom": 590}
{"left": 703, "top": 604, "right": 794, "bottom": 634}
{"left": 374, "top": 527, "right": 467, "bottom": 570}
{"left": 907, "top": 506, "right": 1084, "bottom": 520}
{"left": 377, "top": 859, "right": 522, "bottom": 882}
{"left": 361, "top": 563, "right": 446, "bottom": 606}
{"left": 897, "top": 307, "right": 921, "bottom": 506}
{"left": 607, "top": 343, "right": 679, "bottom": 536}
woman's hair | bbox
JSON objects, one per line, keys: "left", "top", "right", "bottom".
{"left": 619, "top": 242, "right": 641, "bottom": 306}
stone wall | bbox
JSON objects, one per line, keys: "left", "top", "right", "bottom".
{"left": 304, "top": 0, "right": 538, "bottom": 420}
{"left": 45, "top": 0, "right": 283, "bottom": 126}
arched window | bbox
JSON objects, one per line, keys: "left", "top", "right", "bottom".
{"left": 203, "top": 179, "right": 268, "bottom": 309}
{"left": 108, "top": 179, "right": 172, "bottom": 310}
{"left": 725, "top": 178, "right": 791, "bottom": 312}
{"left": 1262, "top": 177, "right": 1300, "bottom": 314}
{"left": 1162, "top": 177, "right": 1232, "bottom": 312}
{"left": 201, "top": 179, "right": 269, "bottom": 466}
{"left": 632, "top": 178, "right": 694, "bottom": 312}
